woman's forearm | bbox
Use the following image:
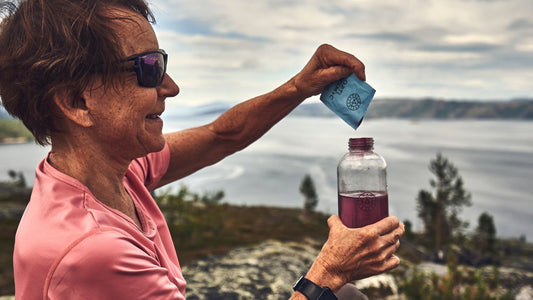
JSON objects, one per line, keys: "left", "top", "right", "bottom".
{"left": 206, "top": 76, "right": 304, "bottom": 152}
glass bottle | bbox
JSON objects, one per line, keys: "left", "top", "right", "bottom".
{"left": 337, "top": 137, "right": 388, "bottom": 228}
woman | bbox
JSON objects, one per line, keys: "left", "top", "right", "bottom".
{"left": 0, "top": 0, "right": 404, "bottom": 299}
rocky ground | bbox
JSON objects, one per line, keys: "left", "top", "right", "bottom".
{"left": 182, "top": 239, "right": 320, "bottom": 299}
{"left": 183, "top": 240, "right": 533, "bottom": 300}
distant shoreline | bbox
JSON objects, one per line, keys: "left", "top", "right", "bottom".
{"left": 0, "top": 137, "right": 32, "bottom": 145}
{"left": 0, "top": 119, "right": 34, "bottom": 144}
{"left": 290, "top": 98, "right": 533, "bottom": 120}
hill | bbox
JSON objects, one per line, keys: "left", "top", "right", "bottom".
{"left": 367, "top": 98, "right": 533, "bottom": 119}
{"left": 291, "top": 98, "right": 533, "bottom": 120}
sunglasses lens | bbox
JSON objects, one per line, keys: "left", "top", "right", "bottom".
{"left": 139, "top": 53, "right": 166, "bottom": 87}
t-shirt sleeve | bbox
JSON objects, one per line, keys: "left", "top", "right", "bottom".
{"left": 44, "top": 229, "right": 185, "bottom": 300}
{"left": 128, "top": 143, "right": 171, "bottom": 191}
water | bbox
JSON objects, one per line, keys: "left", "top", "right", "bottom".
{"left": 0, "top": 143, "right": 49, "bottom": 184}
{"left": 1, "top": 117, "right": 532, "bottom": 240}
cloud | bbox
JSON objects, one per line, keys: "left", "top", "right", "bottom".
{"left": 417, "top": 42, "right": 501, "bottom": 54}
{"left": 150, "top": 0, "right": 533, "bottom": 102}
{"left": 508, "top": 18, "right": 533, "bottom": 30}
{"left": 350, "top": 32, "right": 418, "bottom": 43}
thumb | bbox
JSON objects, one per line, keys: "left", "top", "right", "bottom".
{"left": 327, "top": 215, "right": 345, "bottom": 230}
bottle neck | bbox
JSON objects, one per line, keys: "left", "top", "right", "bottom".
{"left": 348, "top": 137, "right": 374, "bottom": 151}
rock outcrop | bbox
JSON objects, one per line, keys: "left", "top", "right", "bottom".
{"left": 182, "top": 240, "right": 533, "bottom": 300}
{"left": 182, "top": 240, "right": 320, "bottom": 300}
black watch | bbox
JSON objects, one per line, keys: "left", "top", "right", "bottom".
{"left": 293, "top": 276, "right": 337, "bottom": 300}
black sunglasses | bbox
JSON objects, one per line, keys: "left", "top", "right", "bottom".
{"left": 125, "top": 49, "right": 168, "bottom": 87}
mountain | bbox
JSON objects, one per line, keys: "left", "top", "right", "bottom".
{"left": 291, "top": 98, "right": 533, "bottom": 120}
{"left": 367, "top": 98, "right": 533, "bottom": 119}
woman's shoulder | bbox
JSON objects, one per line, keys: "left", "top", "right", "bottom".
{"left": 127, "top": 142, "right": 170, "bottom": 189}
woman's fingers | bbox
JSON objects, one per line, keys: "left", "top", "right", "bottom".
{"left": 370, "top": 216, "right": 401, "bottom": 236}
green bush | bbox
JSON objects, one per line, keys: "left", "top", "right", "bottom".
{"left": 401, "top": 262, "right": 513, "bottom": 300}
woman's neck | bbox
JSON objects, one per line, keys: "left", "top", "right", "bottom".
{"left": 48, "top": 140, "right": 142, "bottom": 229}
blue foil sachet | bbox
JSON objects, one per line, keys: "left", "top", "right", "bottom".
{"left": 320, "top": 73, "right": 376, "bottom": 130}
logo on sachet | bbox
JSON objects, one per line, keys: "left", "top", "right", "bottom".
{"left": 346, "top": 93, "right": 362, "bottom": 111}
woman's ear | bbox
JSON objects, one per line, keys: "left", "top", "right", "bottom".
{"left": 51, "top": 88, "right": 94, "bottom": 128}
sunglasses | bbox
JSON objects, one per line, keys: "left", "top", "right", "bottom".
{"left": 125, "top": 49, "right": 168, "bottom": 87}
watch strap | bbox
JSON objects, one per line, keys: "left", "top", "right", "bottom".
{"left": 293, "top": 276, "right": 337, "bottom": 300}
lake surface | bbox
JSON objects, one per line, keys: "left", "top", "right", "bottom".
{"left": 1, "top": 117, "right": 532, "bottom": 240}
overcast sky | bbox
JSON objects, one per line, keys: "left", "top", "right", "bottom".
{"left": 150, "top": 0, "right": 532, "bottom": 105}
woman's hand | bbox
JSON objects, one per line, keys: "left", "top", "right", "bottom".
{"left": 292, "top": 44, "right": 366, "bottom": 98}
{"left": 306, "top": 215, "right": 405, "bottom": 292}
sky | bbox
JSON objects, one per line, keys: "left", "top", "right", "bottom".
{"left": 147, "top": 0, "right": 533, "bottom": 106}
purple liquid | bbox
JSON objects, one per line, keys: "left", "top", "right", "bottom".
{"left": 338, "top": 191, "right": 389, "bottom": 228}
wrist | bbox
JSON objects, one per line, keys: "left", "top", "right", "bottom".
{"left": 293, "top": 276, "right": 337, "bottom": 300}
{"left": 306, "top": 251, "right": 348, "bottom": 292}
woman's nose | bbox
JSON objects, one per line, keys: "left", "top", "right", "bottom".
{"left": 158, "top": 73, "right": 179, "bottom": 98}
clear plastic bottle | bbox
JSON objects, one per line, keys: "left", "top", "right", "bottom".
{"left": 338, "top": 137, "right": 388, "bottom": 228}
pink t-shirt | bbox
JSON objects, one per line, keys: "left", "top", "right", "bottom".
{"left": 13, "top": 144, "right": 187, "bottom": 299}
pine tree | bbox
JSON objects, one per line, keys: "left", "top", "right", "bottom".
{"left": 299, "top": 174, "right": 318, "bottom": 213}
{"left": 416, "top": 153, "right": 472, "bottom": 252}
{"left": 476, "top": 212, "right": 497, "bottom": 254}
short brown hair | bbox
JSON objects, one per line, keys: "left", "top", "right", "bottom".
{"left": 0, "top": 0, "right": 154, "bottom": 145}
